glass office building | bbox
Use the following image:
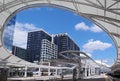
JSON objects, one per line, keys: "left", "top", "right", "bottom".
{"left": 54, "top": 33, "right": 80, "bottom": 58}
{"left": 26, "top": 30, "right": 80, "bottom": 62}
{"left": 26, "top": 30, "right": 52, "bottom": 62}
{"left": 3, "top": 16, "right": 16, "bottom": 52}
{"left": 12, "top": 45, "right": 26, "bottom": 60}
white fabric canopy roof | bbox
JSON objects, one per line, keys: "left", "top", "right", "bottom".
{"left": 0, "top": 0, "right": 120, "bottom": 70}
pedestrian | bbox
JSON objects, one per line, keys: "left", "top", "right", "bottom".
{"left": 60, "top": 73, "right": 64, "bottom": 80}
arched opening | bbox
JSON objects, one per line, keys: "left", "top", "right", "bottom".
{"left": 3, "top": 6, "right": 116, "bottom": 67}
{"left": 0, "top": 1, "right": 119, "bottom": 76}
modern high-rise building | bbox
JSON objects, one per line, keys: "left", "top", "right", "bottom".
{"left": 12, "top": 45, "right": 26, "bottom": 60}
{"left": 3, "top": 16, "right": 16, "bottom": 52}
{"left": 54, "top": 33, "right": 80, "bottom": 58}
{"left": 26, "top": 29, "right": 80, "bottom": 62}
{"left": 40, "top": 39, "right": 58, "bottom": 62}
{"left": 26, "top": 30, "right": 57, "bottom": 62}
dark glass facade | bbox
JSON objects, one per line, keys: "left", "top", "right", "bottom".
{"left": 3, "top": 16, "right": 16, "bottom": 51}
{"left": 54, "top": 33, "right": 80, "bottom": 58}
{"left": 12, "top": 46, "right": 26, "bottom": 60}
{"left": 26, "top": 30, "right": 52, "bottom": 62}
{"left": 26, "top": 30, "right": 80, "bottom": 62}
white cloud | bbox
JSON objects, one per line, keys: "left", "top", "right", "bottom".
{"left": 13, "top": 22, "right": 39, "bottom": 48}
{"left": 90, "top": 24, "right": 103, "bottom": 33}
{"left": 82, "top": 39, "right": 112, "bottom": 53}
{"left": 15, "top": 22, "right": 38, "bottom": 31}
{"left": 75, "top": 22, "right": 89, "bottom": 31}
{"left": 75, "top": 22, "right": 103, "bottom": 33}
{"left": 3, "top": 25, "right": 15, "bottom": 38}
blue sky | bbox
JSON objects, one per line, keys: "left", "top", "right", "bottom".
{"left": 12, "top": 7, "right": 116, "bottom": 66}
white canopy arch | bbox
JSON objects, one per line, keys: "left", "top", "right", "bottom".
{"left": 0, "top": 0, "right": 120, "bottom": 70}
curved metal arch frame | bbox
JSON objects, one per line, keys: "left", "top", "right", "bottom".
{"left": 60, "top": 51, "right": 91, "bottom": 59}
{"left": 59, "top": 50, "right": 99, "bottom": 65}
{"left": 59, "top": 50, "right": 102, "bottom": 78}
{"left": 0, "top": 0, "right": 120, "bottom": 70}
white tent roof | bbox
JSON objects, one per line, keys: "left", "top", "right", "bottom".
{"left": 0, "top": 0, "right": 120, "bottom": 70}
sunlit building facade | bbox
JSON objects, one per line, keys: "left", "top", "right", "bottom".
{"left": 40, "top": 39, "right": 58, "bottom": 62}
{"left": 3, "top": 16, "right": 16, "bottom": 52}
